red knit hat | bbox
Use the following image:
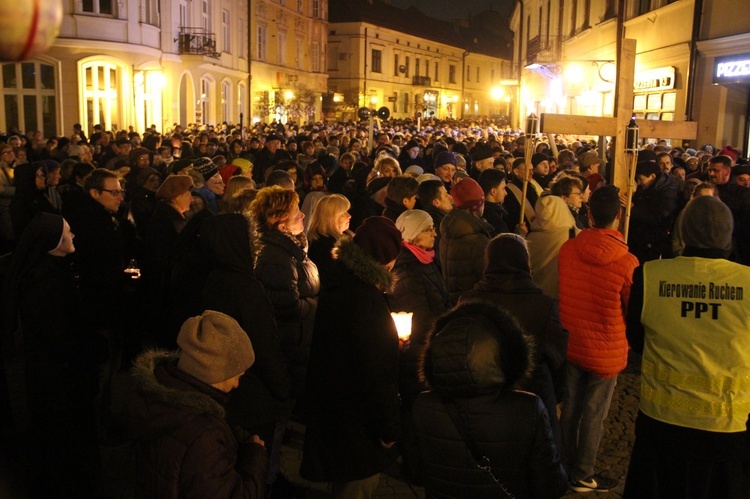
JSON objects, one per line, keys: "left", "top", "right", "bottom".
{"left": 451, "top": 177, "right": 485, "bottom": 211}
{"left": 353, "top": 216, "right": 403, "bottom": 265}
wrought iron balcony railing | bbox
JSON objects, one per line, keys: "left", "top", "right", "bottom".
{"left": 176, "top": 27, "right": 219, "bottom": 58}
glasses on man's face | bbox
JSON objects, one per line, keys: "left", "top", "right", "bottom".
{"left": 100, "top": 188, "right": 126, "bottom": 197}
{"left": 35, "top": 172, "right": 46, "bottom": 177}
{"left": 570, "top": 190, "right": 582, "bottom": 196}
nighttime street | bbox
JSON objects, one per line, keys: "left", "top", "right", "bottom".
{"left": 1, "top": 0, "right": 750, "bottom": 498}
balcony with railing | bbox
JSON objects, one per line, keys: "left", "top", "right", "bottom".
{"left": 525, "top": 35, "right": 561, "bottom": 66}
{"left": 176, "top": 27, "right": 220, "bottom": 58}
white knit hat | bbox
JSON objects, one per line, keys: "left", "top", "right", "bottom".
{"left": 396, "top": 209, "right": 434, "bottom": 242}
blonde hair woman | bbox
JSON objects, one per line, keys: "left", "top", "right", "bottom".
{"left": 221, "top": 175, "right": 255, "bottom": 213}
{"left": 307, "top": 194, "right": 352, "bottom": 283}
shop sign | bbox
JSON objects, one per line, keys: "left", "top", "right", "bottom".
{"left": 714, "top": 53, "right": 750, "bottom": 84}
{"left": 634, "top": 67, "right": 675, "bottom": 92}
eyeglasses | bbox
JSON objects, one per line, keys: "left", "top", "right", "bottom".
{"left": 35, "top": 172, "right": 46, "bottom": 177}
{"left": 570, "top": 190, "right": 582, "bottom": 196}
{"left": 1, "top": 151, "right": 13, "bottom": 155}
{"left": 100, "top": 188, "right": 126, "bottom": 197}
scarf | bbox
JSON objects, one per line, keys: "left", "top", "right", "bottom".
{"left": 403, "top": 240, "right": 434, "bottom": 264}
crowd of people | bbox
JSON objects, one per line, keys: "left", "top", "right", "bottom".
{"left": 0, "top": 117, "right": 749, "bottom": 498}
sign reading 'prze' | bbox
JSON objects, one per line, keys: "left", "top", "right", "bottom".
{"left": 714, "top": 53, "right": 750, "bottom": 84}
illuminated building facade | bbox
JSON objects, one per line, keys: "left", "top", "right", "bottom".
{"left": 511, "top": 0, "right": 749, "bottom": 150}
{"left": 248, "top": 0, "right": 329, "bottom": 124}
{"left": 327, "top": 0, "right": 513, "bottom": 121}
{"left": 1, "top": 0, "right": 251, "bottom": 137}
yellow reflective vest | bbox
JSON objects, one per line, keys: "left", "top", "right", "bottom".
{"left": 640, "top": 257, "right": 750, "bottom": 432}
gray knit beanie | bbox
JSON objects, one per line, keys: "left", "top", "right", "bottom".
{"left": 680, "top": 196, "right": 733, "bottom": 252}
{"left": 177, "top": 311, "right": 255, "bottom": 384}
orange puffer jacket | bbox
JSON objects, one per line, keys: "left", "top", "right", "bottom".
{"left": 558, "top": 228, "right": 638, "bottom": 378}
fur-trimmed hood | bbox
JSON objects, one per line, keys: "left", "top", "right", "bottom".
{"left": 419, "top": 301, "right": 535, "bottom": 397}
{"left": 129, "top": 350, "right": 227, "bottom": 441}
{"left": 333, "top": 237, "right": 394, "bottom": 293}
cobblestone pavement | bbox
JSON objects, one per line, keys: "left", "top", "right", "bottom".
{"left": 2, "top": 351, "right": 641, "bottom": 498}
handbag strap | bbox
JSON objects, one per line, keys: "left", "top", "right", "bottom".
{"left": 442, "top": 398, "right": 516, "bottom": 499}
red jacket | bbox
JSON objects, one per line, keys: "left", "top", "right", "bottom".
{"left": 558, "top": 228, "right": 638, "bottom": 378}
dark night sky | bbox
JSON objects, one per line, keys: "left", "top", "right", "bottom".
{"left": 388, "top": 0, "right": 515, "bottom": 21}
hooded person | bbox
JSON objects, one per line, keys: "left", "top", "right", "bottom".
{"left": 526, "top": 194, "right": 581, "bottom": 300}
{"left": 129, "top": 311, "right": 268, "bottom": 499}
{"left": 10, "top": 160, "right": 59, "bottom": 239}
{"left": 1, "top": 212, "right": 104, "bottom": 497}
{"left": 624, "top": 195, "right": 750, "bottom": 498}
{"left": 412, "top": 301, "right": 569, "bottom": 499}
{"left": 301, "top": 216, "right": 403, "bottom": 496}
{"left": 460, "top": 233, "right": 569, "bottom": 448}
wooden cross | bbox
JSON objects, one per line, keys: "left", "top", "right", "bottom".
{"left": 537, "top": 39, "right": 698, "bottom": 191}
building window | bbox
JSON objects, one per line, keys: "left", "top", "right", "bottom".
{"left": 312, "top": 42, "right": 320, "bottom": 72}
{"left": 238, "top": 21, "right": 245, "bottom": 58}
{"left": 179, "top": 0, "right": 189, "bottom": 27}
{"left": 476, "top": 66, "right": 480, "bottom": 82}
{"left": 297, "top": 0, "right": 303, "bottom": 13}
{"left": 1, "top": 62, "right": 57, "bottom": 138}
{"left": 278, "top": 31, "right": 287, "bottom": 65}
{"left": 402, "top": 92, "right": 410, "bottom": 114}
{"left": 394, "top": 54, "right": 399, "bottom": 76}
{"left": 222, "top": 10, "right": 230, "bottom": 53}
{"left": 222, "top": 81, "right": 231, "bottom": 123}
{"left": 415, "top": 58, "right": 420, "bottom": 77}
{"left": 80, "top": 61, "right": 121, "bottom": 133}
{"left": 449, "top": 64, "right": 456, "bottom": 83}
{"left": 202, "top": 0, "right": 211, "bottom": 31}
{"left": 257, "top": 25, "right": 267, "bottom": 60}
{"left": 435, "top": 62, "right": 439, "bottom": 81}
{"left": 312, "top": 0, "right": 320, "bottom": 18}
{"left": 143, "top": 0, "right": 159, "bottom": 25}
{"left": 405, "top": 56, "right": 410, "bottom": 77}
{"left": 200, "top": 77, "right": 213, "bottom": 125}
{"left": 238, "top": 83, "right": 246, "bottom": 118}
{"left": 81, "top": 0, "right": 114, "bottom": 15}
{"left": 371, "top": 49, "right": 382, "bottom": 73}
{"left": 466, "top": 65, "right": 470, "bottom": 82}
{"left": 296, "top": 38, "right": 303, "bottom": 69}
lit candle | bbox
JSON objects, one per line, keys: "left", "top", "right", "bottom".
{"left": 391, "top": 312, "right": 413, "bottom": 341}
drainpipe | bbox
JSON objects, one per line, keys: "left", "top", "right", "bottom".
{"left": 685, "top": 0, "right": 704, "bottom": 129}
{"left": 461, "top": 50, "right": 469, "bottom": 119}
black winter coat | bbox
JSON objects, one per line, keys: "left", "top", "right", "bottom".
{"left": 67, "top": 196, "right": 127, "bottom": 329}
{"left": 200, "top": 214, "right": 291, "bottom": 432}
{"left": 254, "top": 229, "right": 319, "bottom": 396}
{"left": 129, "top": 352, "right": 268, "bottom": 499}
{"left": 629, "top": 172, "right": 679, "bottom": 263}
{"left": 413, "top": 392, "right": 568, "bottom": 499}
{"left": 439, "top": 209, "right": 493, "bottom": 304}
{"left": 301, "top": 238, "right": 400, "bottom": 482}
{"left": 412, "top": 300, "right": 567, "bottom": 499}
{"left": 388, "top": 248, "right": 449, "bottom": 399}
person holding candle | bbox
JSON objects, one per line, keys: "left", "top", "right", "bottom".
{"left": 389, "top": 209, "right": 450, "bottom": 483}
{"left": 301, "top": 216, "right": 403, "bottom": 498}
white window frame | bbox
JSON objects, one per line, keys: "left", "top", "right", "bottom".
{"left": 312, "top": 0, "right": 320, "bottom": 18}
{"left": 80, "top": 0, "right": 115, "bottom": 16}
{"left": 222, "top": 10, "right": 230, "bottom": 53}
{"left": 1, "top": 61, "right": 59, "bottom": 138}
{"left": 201, "top": 0, "right": 212, "bottom": 32}
{"left": 80, "top": 60, "right": 122, "bottom": 133}
{"left": 221, "top": 80, "right": 231, "bottom": 123}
